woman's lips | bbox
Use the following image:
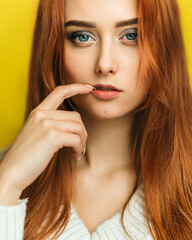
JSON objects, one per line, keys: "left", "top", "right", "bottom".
{"left": 91, "top": 89, "right": 121, "bottom": 99}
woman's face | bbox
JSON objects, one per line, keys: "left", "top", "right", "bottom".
{"left": 64, "top": 0, "right": 147, "bottom": 119}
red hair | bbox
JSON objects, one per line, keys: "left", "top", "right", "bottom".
{"left": 1, "top": 0, "right": 191, "bottom": 239}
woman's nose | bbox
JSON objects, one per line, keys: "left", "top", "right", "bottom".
{"left": 94, "top": 41, "right": 118, "bottom": 76}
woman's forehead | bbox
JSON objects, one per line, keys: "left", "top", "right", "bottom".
{"left": 64, "top": 0, "right": 138, "bottom": 25}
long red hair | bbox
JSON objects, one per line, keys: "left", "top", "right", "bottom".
{"left": 1, "top": 0, "right": 191, "bottom": 239}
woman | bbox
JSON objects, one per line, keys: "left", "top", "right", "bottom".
{"left": 0, "top": 0, "right": 191, "bottom": 239}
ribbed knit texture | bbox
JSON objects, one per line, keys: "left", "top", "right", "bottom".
{"left": 0, "top": 198, "right": 28, "bottom": 240}
{"left": 0, "top": 184, "right": 153, "bottom": 240}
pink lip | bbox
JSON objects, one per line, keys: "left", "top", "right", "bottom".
{"left": 92, "top": 89, "right": 121, "bottom": 99}
{"left": 92, "top": 84, "right": 122, "bottom": 91}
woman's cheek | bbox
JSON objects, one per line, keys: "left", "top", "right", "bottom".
{"left": 65, "top": 51, "right": 92, "bottom": 84}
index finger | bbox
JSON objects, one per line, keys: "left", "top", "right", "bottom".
{"left": 35, "top": 84, "right": 94, "bottom": 110}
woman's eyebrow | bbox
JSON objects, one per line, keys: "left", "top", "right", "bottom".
{"left": 64, "top": 18, "right": 138, "bottom": 28}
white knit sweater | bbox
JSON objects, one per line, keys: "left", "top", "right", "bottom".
{"left": 0, "top": 183, "right": 153, "bottom": 240}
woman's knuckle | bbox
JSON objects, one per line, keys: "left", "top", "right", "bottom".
{"left": 31, "top": 109, "right": 43, "bottom": 121}
{"left": 46, "top": 128, "right": 57, "bottom": 141}
{"left": 74, "top": 135, "right": 81, "bottom": 145}
{"left": 41, "top": 119, "right": 50, "bottom": 128}
{"left": 75, "top": 121, "right": 81, "bottom": 129}
{"left": 73, "top": 111, "right": 81, "bottom": 120}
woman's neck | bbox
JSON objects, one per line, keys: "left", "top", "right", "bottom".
{"left": 76, "top": 109, "right": 134, "bottom": 174}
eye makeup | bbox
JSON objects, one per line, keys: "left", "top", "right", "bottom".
{"left": 66, "top": 28, "right": 138, "bottom": 46}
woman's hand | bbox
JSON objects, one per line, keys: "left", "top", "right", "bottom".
{"left": 0, "top": 83, "right": 94, "bottom": 203}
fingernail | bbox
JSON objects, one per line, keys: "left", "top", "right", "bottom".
{"left": 82, "top": 147, "right": 86, "bottom": 155}
{"left": 85, "top": 84, "right": 96, "bottom": 90}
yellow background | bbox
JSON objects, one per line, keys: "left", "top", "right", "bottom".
{"left": 0, "top": 0, "right": 192, "bottom": 148}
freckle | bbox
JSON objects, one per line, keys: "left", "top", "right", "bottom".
{"left": 104, "top": 111, "right": 106, "bottom": 113}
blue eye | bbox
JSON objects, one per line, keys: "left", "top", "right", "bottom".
{"left": 67, "top": 29, "right": 138, "bottom": 45}
{"left": 77, "top": 34, "right": 90, "bottom": 42}
{"left": 69, "top": 32, "right": 94, "bottom": 43}
{"left": 124, "top": 32, "right": 137, "bottom": 41}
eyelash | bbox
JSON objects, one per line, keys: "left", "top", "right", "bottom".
{"left": 67, "top": 30, "right": 138, "bottom": 46}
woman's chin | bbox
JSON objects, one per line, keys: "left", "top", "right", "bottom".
{"left": 71, "top": 95, "right": 135, "bottom": 120}
{"left": 77, "top": 104, "right": 132, "bottom": 120}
